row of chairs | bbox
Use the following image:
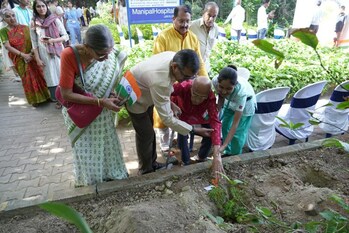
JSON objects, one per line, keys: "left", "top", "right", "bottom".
{"left": 217, "top": 27, "right": 286, "bottom": 41}
{"left": 117, "top": 25, "right": 286, "bottom": 47}
{"left": 247, "top": 80, "right": 349, "bottom": 151}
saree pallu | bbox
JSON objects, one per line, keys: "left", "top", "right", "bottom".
{"left": 0, "top": 25, "right": 50, "bottom": 105}
{"left": 62, "top": 48, "right": 128, "bottom": 186}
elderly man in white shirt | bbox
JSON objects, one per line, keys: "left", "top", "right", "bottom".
{"left": 257, "top": 0, "right": 274, "bottom": 39}
{"left": 126, "top": 49, "right": 213, "bottom": 175}
{"left": 189, "top": 2, "right": 219, "bottom": 73}
{"left": 224, "top": 0, "right": 245, "bottom": 43}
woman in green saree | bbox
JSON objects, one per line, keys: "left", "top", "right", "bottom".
{"left": 0, "top": 8, "right": 50, "bottom": 106}
{"left": 58, "top": 25, "right": 128, "bottom": 186}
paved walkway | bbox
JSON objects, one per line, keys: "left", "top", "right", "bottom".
{"left": 0, "top": 69, "right": 328, "bottom": 213}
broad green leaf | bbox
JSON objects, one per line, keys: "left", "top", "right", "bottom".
{"left": 39, "top": 202, "right": 93, "bottom": 233}
{"left": 304, "top": 221, "right": 321, "bottom": 233}
{"left": 291, "top": 28, "right": 319, "bottom": 50}
{"left": 337, "top": 101, "right": 349, "bottom": 110}
{"left": 256, "top": 207, "right": 272, "bottom": 217}
{"left": 320, "top": 210, "right": 336, "bottom": 221}
{"left": 252, "top": 39, "right": 284, "bottom": 69}
{"left": 330, "top": 195, "right": 349, "bottom": 212}
{"left": 322, "top": 138, "right": 349, "bottom": 152}
{"left": 309, "top": 120, "right": 320, "bottom": 125}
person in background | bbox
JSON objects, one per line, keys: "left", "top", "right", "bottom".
{"left": 126, "top": 49, "right": 213, "bottom": 175}
{"left": 334, "top": 5, "right": 346, "bottom": 47}
{"left": 153, "top": 5, "right": 208, "bottom": 161}
{"left": 257, "top": 0, "right": 274, "bottom": 39}
{"left": 117, "top": 0, "right": 128, "bottom": 26}
{"left": 59, "top": 24, "right": 129, "bottom": 186}
{"left": 13, "top": 0, "right": 32, "bottom": 26}
{"left": 213, "top": 65, "right": 256, "bottom": 156}
{"left": 309, "top": 0, "right": 322, "bottom": 34}
{"left": 224, "top": 0, "right": 245, "bottom": 43}
{"left": 190, "top": 1, "right": 219, "bottom": 73}
{"left": 0, "top": 8, "right": 50, "bottom": 106}
{"left": 49, "top": 0, "right": 64, "bottom": 22}
{"left": 64, "top": 0, "right": 81, "bottom": 45}
{"left": 31, "top": 0, "right": 68, "bottom": 109}
{"left": 171, "top": 76, "right": 224, "bottom": 179}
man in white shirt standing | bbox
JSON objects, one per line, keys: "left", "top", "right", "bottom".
{"left": 309, "top": 1, "right": 322, "bottom": 34}
{"left": 224, "top": 0, "right": 245, "bottom": 43}
{"left": 257, "top": 0, "right": 274, "bottom": 39}
{"left": 190, "top": 1, "right": 219, "bottom": 73}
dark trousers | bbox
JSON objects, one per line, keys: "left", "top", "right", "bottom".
{"left": 128, "top": 106, "right": 157, "bottom": 173}
{"left": 178, "top": 124, "right": 212, "bottom": 165}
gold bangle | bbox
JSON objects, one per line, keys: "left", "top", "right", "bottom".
{"left": 97, "top": 98, "right": 100, "bottom": 107}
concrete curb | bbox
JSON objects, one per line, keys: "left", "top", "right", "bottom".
{"left": 0, "top": 138, "right": 325, "bottom": 218}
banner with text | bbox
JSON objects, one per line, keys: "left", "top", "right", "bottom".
{"left": 127, "top": 0, "right": 182, "bottom": 24}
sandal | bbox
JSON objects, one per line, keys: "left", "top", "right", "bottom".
{"left": 55, "top": 102, "right": 62, "bottom": 109}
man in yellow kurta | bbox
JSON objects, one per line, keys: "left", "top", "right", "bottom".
{"left": 153, "top": 5, "right": 208, "bottom": 159}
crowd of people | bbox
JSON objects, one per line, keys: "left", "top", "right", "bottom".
{"left": 0, "top": 0, "right": 96, "bottom": 108}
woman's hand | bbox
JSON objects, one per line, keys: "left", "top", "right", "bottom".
{"left": 35, "top": 58, "right": 45, "bottom": 67}
{"left": 21, "top": 53, "right": 32, "bottom": 63}
{"left": 101, "top": 97, "right": 123, "bottom": 112}
{"left": 40, "top": 37, "right": 52, "bottom": 44}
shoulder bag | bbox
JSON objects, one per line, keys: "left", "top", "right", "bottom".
{"left": 55, "top": 46, "right": 103, "bottom": 128}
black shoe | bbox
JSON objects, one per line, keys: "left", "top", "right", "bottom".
{"left": 153, "top": 162, "right": 165, "bottom": 171}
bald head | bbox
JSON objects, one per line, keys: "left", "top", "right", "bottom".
{"left": 193, "top": 76, "right": 211, "bottom": 95}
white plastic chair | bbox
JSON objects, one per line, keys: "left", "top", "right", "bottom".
{"left": 237, "top": 67, "right": 250, "bottom": 80}
{"left": 117, "top": 25, "right": 135, "bottom": 47}
{"left": 317, "top": 81, "right": 349, "bottom": 137}
{"left": 247, "top": 29, "right": 257, "bottom": 40}
{"left": 151, "top": 25, "right": 158, "bottom": 40}
{"left": 274, "top": 28, "right": 285, "bottom": 39}
{"left": 136, "top": 27, "right": 144, "bottom": 44}
{"left": 247, "top": 87, "right": 290, "bottom": 151}
{"left": 275, "top": 80, "right": 327, "bottom": 144}
{"left": 218, "top": 26, "right": 227, "bottom": 41}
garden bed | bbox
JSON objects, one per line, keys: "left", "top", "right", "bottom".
{"left": 1, "top": 140, "right": 349, "bottom": 232}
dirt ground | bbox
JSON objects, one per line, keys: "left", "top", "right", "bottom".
{"left": 1, "top": 146, "right": 349, "bottom": 233}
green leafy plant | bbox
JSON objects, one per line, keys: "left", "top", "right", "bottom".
{"left": 208, "top": 175, "right": 255, "bottom": 225}
{"left": 39, "top": 202, "right": 92, "bottom": 233}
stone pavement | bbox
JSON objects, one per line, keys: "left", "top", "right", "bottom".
{"left": 0, "top": 69, "right": 329, "bottom": 214}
